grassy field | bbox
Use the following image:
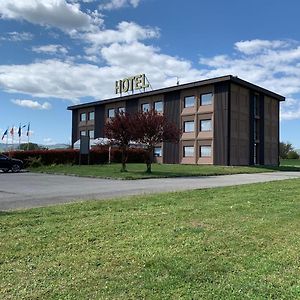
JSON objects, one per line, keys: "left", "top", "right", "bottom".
{"left": 29, "top": 162, "right": 299, "bottom": 180}
{"left": 281, "top": 159, "right": 300, "bottom": 166}
{"left": 1, "top": 179, "right": 300, "bottom": 299}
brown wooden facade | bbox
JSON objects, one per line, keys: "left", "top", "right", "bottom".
{"left": 68, "top": 75, "right": 284, "bottom": 166}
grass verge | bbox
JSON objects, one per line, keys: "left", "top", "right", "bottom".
{"left": 280, "top": 159, "right": 300, "bottom": 167}
{"left": 1, "top": 179, "right": 300, "bottom": 299}
{"left": 29, "top": 163, "right": 299, "bottom": 180}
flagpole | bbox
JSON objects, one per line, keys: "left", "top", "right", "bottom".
{"left": 6, "top": 130, "right": 8, "bottom": 152}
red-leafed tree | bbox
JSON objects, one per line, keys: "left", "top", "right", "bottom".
{"left": 132, "top": 109, "right": 181, "bottom": 173}
{"left": 105, "top": 112, "right": 135, "bottom": 172}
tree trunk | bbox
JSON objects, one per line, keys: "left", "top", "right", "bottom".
{"left": 121, "top": 146, "right": 128, "bottom": 172}
{"left": 145, "top": 146, "right": 153, "bottom": 173}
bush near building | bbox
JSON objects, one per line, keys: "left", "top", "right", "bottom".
{"left": 287, "top": 150, "right": 300, "bottom": 159}
{"left": 4, "top": 148, "right": 146, "bottom": 167}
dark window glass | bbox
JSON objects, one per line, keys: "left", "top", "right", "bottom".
{"left": 88, "top": 111, "right": 95, "bottom": 121}
{"left": 183, "top": 146, "right": 194, "bottom": 157}
{"left": 200, "top": 93, "right": 213, "bottom": 106}
{"left": 80, "top": 113, "right": 86, "bottom": 122}
{"left": 108, "top": 109, "right": 115, "bottom": 118}
{"left": 184, "top": 121, "right": 194, "bottom": 132}
{"left": 154, "top": 147, "right": 162, "bottom": 157}
{"left": 200, "top": 146, "right": 211, "bottom": 157}
{"left": 154, "top": 101, "right": 163, "bottom": 112}
{"left": 88, "top": 130, "right": 94, "bottom": 139}
{"left": 200, "top": 119, "right": 212, "bottom": 131}
{"left": 184, "top": 96, "right": 195, "bottom": 108}
{"left": 142, "top": 103, "right": 150, "bottom": 112}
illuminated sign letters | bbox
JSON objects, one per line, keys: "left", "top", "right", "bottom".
{"left": 115, "top": 74, "right": 149, "bottom": 94}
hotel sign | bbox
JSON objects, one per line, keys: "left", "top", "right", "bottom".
{"left": 115, "top": 74, "right": 149, "bottom": 94}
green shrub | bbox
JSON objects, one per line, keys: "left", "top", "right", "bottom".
{"left": 287, "top": 151, "right": 300, "bottom": 159}
{"left": 26, "top": 156, "right": 43, "bottom": 168}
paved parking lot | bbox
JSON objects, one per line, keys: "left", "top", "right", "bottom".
{"left": 0, "top": 171, "right": 300, "bottom": 210}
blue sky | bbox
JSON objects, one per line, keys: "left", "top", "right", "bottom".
{"left": 0, "top": 0, "right": 299, "bottom": 147}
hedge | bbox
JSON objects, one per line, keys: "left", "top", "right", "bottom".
{"left": 4, "top": 147, "right": 147, "bottom": 167}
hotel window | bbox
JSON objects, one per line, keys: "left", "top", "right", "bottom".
{"left": 183, "top": 146, "right": 194, "bottom": 157}
{"left": 88, "top": 111, "right": 95, "bottom": 121}
{"left": 154, "top": 147, "right": 162, "bottom": 157}
{"left": 80, "top": 130, "right": 86, "bottom": 136}
{"left": 184, "top": 121, "right": 194, "bottom": 132}
{"left": 200, "top": 119, "right": 212, "bottom": 131}
{"left": 88, "top": 130, "right": 94, "bottom": 139}
{"left": 184, "top": 96, "right": 195, "bottom": 108}
{"left": 200, "top": 145, "right": 212, "bottom": 157}
{"left": 108, "top": 108, "right": 115, "bottom": 118}
{"left": 118, "top": 107, "right": 125, "bottom": 113}
{"left": 154, "top": 101, "right": 164, "bottom": 112}
{"left": 154, "top": 101, "right": 163, "bottom": 112}
{"left": 200, "top": 93, "right": 213, "bottom": 106}
{"left": 142, "top": 103, "right": 150, "bottom": 112}
{"left": 80, "top": 112, "right": 86, "bottom": 122}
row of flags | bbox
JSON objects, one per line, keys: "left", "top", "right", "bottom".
{"left": 1, "top": 123, "right": 30, "bottom": 140}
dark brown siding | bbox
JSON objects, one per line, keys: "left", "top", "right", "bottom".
{"left": 126, "top": 99, "right": 138, "bottom": 114}
{"left": 249, "top": 91, "right": 254, "bottom": 165}
{"left": 229, "top": 84, "right": 251, "bottom": 165}
{"left": 72, "top": 109, "right": 78, "bottom": 146}
{"left": 163, "top": 91, "right": 180, "bottom": 164}
{"left": 95, "top": 105, "right": 105, "bottom": 138}
{"left": 259, "top": 94, "right": 265, "bottom": 164}
{"left": 264, "top": 96, "right": 279, "bottom": 165}
{"left": 213, "top": 83, "right": 229, "bottom": 165}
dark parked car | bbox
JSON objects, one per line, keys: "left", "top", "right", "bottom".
{"left": 0, "top": 154, "right": 23, "bottom": 173}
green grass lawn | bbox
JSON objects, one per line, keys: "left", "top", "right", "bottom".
{"left": 281, "top": 159, "right": 300, "bottom": 167}
{"left": 1, "top": 179, "right": 300, "bottom": 299}
{"left": 29, "top": 162, "right": 300, "bottom": 180}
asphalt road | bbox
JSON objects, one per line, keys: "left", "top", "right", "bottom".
{"left": 0, "top": 171, "right": 300, "bottom": 210}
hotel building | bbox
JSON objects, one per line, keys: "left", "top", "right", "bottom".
{"left": 68, "top": 75, "right": 285, "bottom": 166}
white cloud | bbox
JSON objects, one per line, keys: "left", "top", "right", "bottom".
{"left": 0, "top": 42, "right": 202, "bottom": 102}
{"left": 80, "top": 21, "right": 159, "bottom": 57}
{"left": 11, "top": 99, "right": 52, "bottom": 110}
{"left": 199, "top": 39, "right": 300, "bottom": 120}
{"left": 32, "top": 44, "right": 68, "bottom": 55}
{"left": 0, "top": 31, "right": 34, "bottom": 42}
{"left": 99, "top": 0, "right": 140, "bottom": 10}
{"left": 234, "top": 39, "right": 289, "bottom": 55}
{"left": 0, "top": 0, "right": 101, "bottom": 32}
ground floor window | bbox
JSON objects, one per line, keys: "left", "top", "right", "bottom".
{"left": 80, "top": 130, "right": 86, "bottom": 136}
{"left": 108, "top": 108, "right": 115, "bottom": 118}
{"left": 183, "top": 146, "right": 194, "bottom": 157}
{"left": 88, "top": 130, "right": 94, "bottom": 139}
{"left": 200, "top": 145, "right": 212, "bottom": 157}
{"left": 154, "top": 147, "right": 162, "bottom": 157}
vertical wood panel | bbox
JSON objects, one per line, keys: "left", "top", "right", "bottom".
{"left": 163, "top": 91, "right": 180, "bottom": 164}
{"left": 213, "top": 83, "right": 229, "bottom": 165}
{"left": 95, "top": 105, "right": 105, "bottom": 138}
{"left": 71, "top": 109, "right": 78, "bottom": 146}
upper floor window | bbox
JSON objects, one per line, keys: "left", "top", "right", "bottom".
{"left": 88, "top": 130, "right": 95, "bottom": 139}
{"left": 200, "top": 93, "right": 213, "bottom": 106}
{"left": 118, "top": 107, "right": 125, "bottom": 113}
{"left": 142, "top": 103, "right": 150, "bottom": 112}
{"left": 200, "top": 119, "right": 212, "bottom": 131}
{"left": 80, "top": 113, "right": 86, "bottom": 122}
{"left": 184, "top": 96, "right": 195, "bottom": 108}
{"left": 200, "top": 145, "right": 212, "bottom": 157}
{"left": 154, "top": 101, "right": 163, "bottom": 112}
{"left": 184, "top": 121, "right": 194, "bottom": 132}
{"left": 183, "top": 146, "right": 194, "bottom": 157}
{"left": 108, "top": 108, "right": 115, "bottom": 118}
{"left": 88, "top": 111, "right": 95, "bottom": 121}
